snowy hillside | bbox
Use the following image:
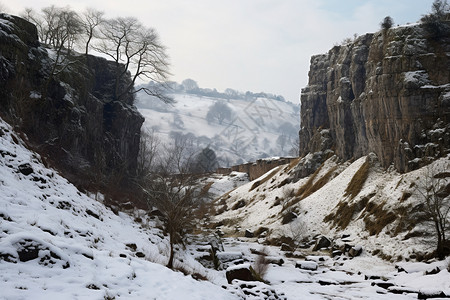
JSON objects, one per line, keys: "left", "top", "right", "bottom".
{"left": 136, "top": 92, "right": 300, "bottom": 167}
{"left": 0, "top": 117, "right": 235, "bottom": 299}
{"left": 1, "top": 114, "right": 450, "bottom": 299}
{"left": 213, "top": 153, "right": 450, "bottom": 261}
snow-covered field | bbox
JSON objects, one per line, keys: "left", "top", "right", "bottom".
{"left": 136, "top": 93, "right": 300, "bottom": 166}
{"left": 1, "top": 116, "right": 449, "bottom": 299}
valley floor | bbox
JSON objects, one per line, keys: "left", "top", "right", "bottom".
{"left": 1, "top": 117, "right": 449, "bottom": 299}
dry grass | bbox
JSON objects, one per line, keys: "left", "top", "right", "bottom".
{"left": 362, "top": 201, "right": 396, "bottom": 236}
{"left": 344, "top": 160, "right": 370, "bottom": 199}
{"left": 249, "top": 168, "right": 279, "bottom": 191}
{"left": 323, "top": 194, "right": 371, "bottom": 229}
{"left": 282, "top": 164, "right": 338, "bottom": 212}
{"left": 286, "top": 157, "right": 302, "bottom": 171}
{"left": 199, "top": 181, "right": 214, "bottom": 197}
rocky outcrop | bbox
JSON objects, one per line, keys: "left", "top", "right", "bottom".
{"left": 300, "top": 23, "right": 450, "bottom": 172}
{"left": 0, "top": 14, "right": 144, "bottom": 187}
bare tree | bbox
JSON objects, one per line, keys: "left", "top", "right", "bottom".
{"left": 94, "top": 17, "right": 172, "bottom": 103}
{"left": 160, "top": 133, "right": 196, "bottom": 174}
{"left": 136, "top": 128, "right": 161, "bottom": 179}
{"left": 415, "top": 162, "right": 450, "bottom": 259}
{"left": 21, "top": 8, "right": 45, "bottom": 39}
{"left": 206, "top": 101, "right": 233, "bottom": 125}
{"left": 80, "top": 8, "right": 104, "bottom": 55}
{"left": 143, "top": 173, "right": 198, "bottom": 269}
{"left": 181, "top": 78, "right": 198, "bottom": 92}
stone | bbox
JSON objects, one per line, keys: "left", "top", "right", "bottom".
{"left": 225, "top": 264, "right": 256, "bottom": 284}
{"left": 245, "top": 229, "right": 254, "bottom": 238}
{"left": 312, "top": 236, "right": 331, "bottom": 251}
{"left": 348, "top": 245, "right": 363, "bottom": 257}
{"left": 280, "top": 243, "right": 293, "bottom": 252}
{"left": 0, "top": 14, "right": 144, "bottom": 190}
{"left": 281, "top": 211, "right": 297, "bottom": 224}
{"left": 18, "top": 163, "right": 33, "bottom": 176}
{"left": 295, "top": 261, "right": 318, "bottom": 271}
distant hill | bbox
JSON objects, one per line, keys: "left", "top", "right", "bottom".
{"left": 136, "top": 86, "right": 300, "bottom": 167}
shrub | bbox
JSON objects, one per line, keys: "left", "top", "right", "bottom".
{"left": 251, "top": 247, "right": 269, "bottom": 282}
{"left": 381, "top": 16, "right": 394, "bottom": 30}
{"left": 421, "top": 0, "right": 450, "bottom": 40}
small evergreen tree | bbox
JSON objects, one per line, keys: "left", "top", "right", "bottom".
{"left": 380, "top": 16, "right": 394, "bottom": 30}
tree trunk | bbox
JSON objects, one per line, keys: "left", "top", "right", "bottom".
{"left": 167, "top": 232, "right": 174, "bottom": 269}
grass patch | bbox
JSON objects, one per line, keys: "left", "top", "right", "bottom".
{"left": 282, "top": 164, "right": 337, "bottom": 212}
{"left": 363, "top": 201, "right": 396, "bottom": 236}
{"left": 323, "top": 193, "right": 373, "bottom": 229}
{"left": 344, "top": 160, "right": 370, "bottom": 199}
{"left": 249, "top": 168, "right": 279, "bottom": 191}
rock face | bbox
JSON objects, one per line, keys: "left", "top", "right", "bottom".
{"left": 0, "top": 14, "right": 144, "bottom": 187}
{"left": 300, "top": 23, "right": 450, "bottom": 172}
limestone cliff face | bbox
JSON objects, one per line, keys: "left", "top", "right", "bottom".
{"left": 300, "top": 23, "right": 450, "bottom": 172}
{"left": 0, "top": 14, "right": 144, "bottom": 186}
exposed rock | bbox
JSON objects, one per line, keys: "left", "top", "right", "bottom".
{"left": 232, "top": 199, "right": 246, "bottom": 210}
{"left": 245, "top": 229, "right": 254, "bottom": 238}
{"left": 313, "top": 236, "right": 331, "bottom": 251}
{"left": 296, "top": 261, "right": 318, "bottom": 271}
{"left": 18, "top": 163, "right": 33, "bottom": 175}
{"left": 0, "top": 14, "right": 144, "bottom": 189}
{"left": 225, "top": 264, "right": 257, "bottom": 284}
{"left": 281, "top": 211, "right": 297, "bottom": 224}
{"left": 300, "top": 23, "right": 450, "bottom": 172}
{"left": 280, "top": 243, "right": 293, "bottom": 252}
{"left": 1, "top": 237, "right": 70, "bottom": 268}
{"left": 348, "top": 245, "right": 363, "bottom": 258}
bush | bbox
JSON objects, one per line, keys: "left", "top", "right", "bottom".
{"left": 251, "top": 247, "right": 269, "bottom": 281}
{"left": 380, "top": 16, "right": 394, "bottom": 30}
{"left": 421, "top": 0, "right": 450, "bottom": 39}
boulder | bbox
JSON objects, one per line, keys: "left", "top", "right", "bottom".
{"left": 18, "top": 163, "right": 33, "bottom": 176}
{"left": 312, "top": 236, "right": 331, "bottom": 251}
{"left": 245, "top": 229, "right": 254, "bottom": 238}
{"left": 225, "top": 264, "right": 256, "bottom": 284}
{"left": 280, "top": 243, "right": 293, "bottom": 252}
{"left": 348, "top": 245, "right": 363, "bottom": 258}
{"left": 281, "top": 211, "right": 298, "bottom": 224}
{"left": 296, "top": 261, "right": 318, "bottom": 271}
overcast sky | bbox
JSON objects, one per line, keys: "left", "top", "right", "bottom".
{"left": 3, "top": 0, "right": 435, "bottom": 103}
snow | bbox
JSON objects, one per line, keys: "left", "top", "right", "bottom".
{"left": 403, "top": 70, "right": 431, "bottom": 87}
{"left": 136, "top": 92, "right": 299, "bottom": 166}
{"left": 1, "top": 112, "right": 449, "bottom": 299}
{"left": 0, "top": 117, "right": 236, "bottom": 299}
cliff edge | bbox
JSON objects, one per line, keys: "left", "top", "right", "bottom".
{"left": 0, "top": 13, "right": 144, "bottom": 188}
{"left": 300, "top": 22, "right": 450, "bottom": 172}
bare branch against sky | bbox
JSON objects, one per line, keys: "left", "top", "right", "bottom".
{"left": 4, "top": 0, "right": 435, "bottom": 103}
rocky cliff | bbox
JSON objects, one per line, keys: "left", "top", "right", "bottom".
{"left": 300, "top": 22, "right": 450, "bottom": 172}
{"left": 0, "top": 14, "right": 144, "bottom": 187}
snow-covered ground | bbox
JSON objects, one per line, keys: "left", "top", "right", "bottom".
{"left": 136, "top": 92, "right": 300, "bottom": 166}
{"left": 1, "top": 115, "right": 449, "bottom": 299}
{"left": 0, "top": 117, "right": 235, "bottom": 300}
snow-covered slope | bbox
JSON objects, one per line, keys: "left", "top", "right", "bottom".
{"left": 213, "top": 152, "right": 450, "bottom": 261}
{"left": 136, "top": 92, "right": 299, "bottom": 166}
{"left": 0, "top": 117, "right": 236, "bottom": 299}
{"left": 1, "top": 117, "right": 449, "bottom": 299}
